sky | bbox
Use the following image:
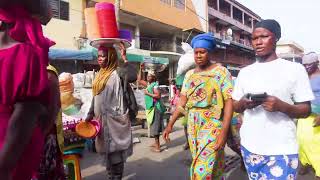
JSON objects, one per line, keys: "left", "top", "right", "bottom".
{"left": 237, "top": 0, "right": 319, "bottom": 53}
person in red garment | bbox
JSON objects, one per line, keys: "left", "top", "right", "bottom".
{"left": 0, "top": 4, "right": 54, "bottom": 180}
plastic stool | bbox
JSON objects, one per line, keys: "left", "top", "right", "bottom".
{"left": 63, "top": 154, "right": 82, "bottom": 180}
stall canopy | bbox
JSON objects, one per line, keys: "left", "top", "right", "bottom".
{"left": 49, "top": 48, "right": 95, "bottom": 60}
{"left": 49, "top": 48, "right": 169, "bottom": 65}
{"left": 127, "top": 54, "right": 169, "bottom": 64}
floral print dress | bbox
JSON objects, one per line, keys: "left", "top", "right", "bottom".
{"left": 181, "top": 65, "right": 233, "bottom": 180}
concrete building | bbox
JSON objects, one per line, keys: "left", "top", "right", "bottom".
{"left": 44, "top": 0, "right": 86, "bottom": 50}
{"left": 207, "top": 0, "right": 261, "bottom": 75}
{"left": 44, "top": 0, "right": 262, "bottom": 79}
{"left": 85, "top": 0, "right": 210, "bottom": 83}
{"left": 276, "top": 40, "right": 304, "bottom": 63}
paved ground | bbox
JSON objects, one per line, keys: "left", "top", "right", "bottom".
{"left": 80, "top": 125, "right": 315, "bottom": 180}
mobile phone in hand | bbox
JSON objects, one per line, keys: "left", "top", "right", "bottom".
{"left": 247, "top": 93, "right": 267, "bottom": 102}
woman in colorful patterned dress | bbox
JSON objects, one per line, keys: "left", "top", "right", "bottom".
{"left": 298, "top": 52, "right": 320, "bottom": 179}
{"left": 163, "top": 33, "right": 233, "bottom": 179}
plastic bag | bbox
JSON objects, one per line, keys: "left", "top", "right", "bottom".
{"left": 176, "top": 42, "right": 195, "bottom": 75}
{"left": 59, "top": 73, "right": 74, "bottom": 93}
{"left": 117, "top": 63, "right": 139, "bottom": 83}
{"left": 134, "top": 89, "right": 146, "bottom": 110}
{"left": 72, "top": 73, "right": 85, "bottom": 88}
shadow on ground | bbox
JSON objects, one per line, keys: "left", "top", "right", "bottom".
{"left": 81, "top": 127, "right": 315, "bottom": 180}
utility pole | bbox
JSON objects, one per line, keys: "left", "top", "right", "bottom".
{"left": 115, "top": 0, "right": 120, "bottom": 28}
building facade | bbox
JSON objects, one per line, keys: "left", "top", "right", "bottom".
{"left": 207, "top": 0, "right": 261, "bottom": 75}
{"left": 43, "top": 0, "right": 87, "bottom": 50}
{"left": 44, "top": 0, "right": 262, "bottom": 78}
{"left": 276, "top": 40, "right": 304, "bottom": 63}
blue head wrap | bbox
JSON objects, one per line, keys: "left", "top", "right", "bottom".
{"left": 191, "top": 33, "right": 216, "bottom": 52}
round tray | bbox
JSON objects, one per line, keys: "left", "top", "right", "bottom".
{"left": 75, "top": 121, "right": 97, "bottom": 139}
{"left": 89, "top": 38, "right": 131, "bottom": 49}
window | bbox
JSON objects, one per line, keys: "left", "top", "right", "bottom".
{"left": 86, "top": 0, "right": 97, "bottom": 8}
{"left": 174, "top": 0, "right": 185, "bottom": 10}
{"left": 160, "top": 0, "right": 171, "bottom": 5}
{"left": 49, "top": 0, "right": 70, "bottom": 21}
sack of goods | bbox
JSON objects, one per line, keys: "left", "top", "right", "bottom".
{"left": 59, "top": 72, "right": 74, "bottom": 93}
{"left": 117, "top": 63, "right": 139, "bottom": 83}
{"left": 176, "top": 42, "right": 195, "bottom": 76}
{"left": 72, "top": 73, "right": 86, "bottom": 88}
{"left": 59, "top": 73, "right": 77, "bottom": 112}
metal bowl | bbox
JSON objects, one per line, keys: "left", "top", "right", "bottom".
{"left": 143, "top": 62, "right": 167, "bottom": 72}
{"left": 89, "top": 38, "right": 131, "bottom": 49}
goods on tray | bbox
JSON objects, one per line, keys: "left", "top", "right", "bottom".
{"left": 84, "top": 8, "right": 101, "bottom": 39}
{"left": 59, "top": 73, "right": 80, "bottom": 113}
{"left": 96, "top": 2, "right": 119, "bottom": 38}
{"left": 62, "top": 113, "right": 86, "bottom": 151}
{"left": 84, "top": 2, "right": 132, "bottom": 48}
{"left": 59, "top": 73, "right": 74, "bottom": 93}
{"left": 60, "top": 92, "right": 75, "bottom": 110}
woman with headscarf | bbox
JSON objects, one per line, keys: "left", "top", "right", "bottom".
{"left": 233, "top": 19, "right": 313, "bottom": 179}
{"left": 163, "top": 33, "right": 234, "bottom": 179}
{"left": 0, "top": 3, "right": 54, "bottom": 180}
{"left": 85, "top": 45, "right": 133, "bottom": 180}
{"left": 139, "top": 70, "right": 166, "bottom": 153}
{"left": 297, "top": 52, "right": 320, "bottom": 179}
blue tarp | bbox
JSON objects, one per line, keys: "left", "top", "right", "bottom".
{"left": 49, "top": 48, "right": 95, "bottom": 60}
{"left": 49, "top": 48, "right": 169, "bottom": 64}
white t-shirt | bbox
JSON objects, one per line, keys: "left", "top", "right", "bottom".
{"left": 232, "top": 58, "right": 314, "bottom": 155}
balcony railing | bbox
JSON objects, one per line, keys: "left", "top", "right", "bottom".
{"left": 140, "top": 38, "right": 174, "bottom": 52}
{"left": 208, "top": 7, "right": 252, "bottom": 33}
{"left": 208, "top": 29, "right": 253, "bottom": 49}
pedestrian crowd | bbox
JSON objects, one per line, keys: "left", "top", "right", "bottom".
{"left": 0, "top": 1, "right": 319, "bottom": 180}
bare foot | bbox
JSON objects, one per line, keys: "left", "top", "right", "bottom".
{"left": 299, "top": 165, "right": 310, "bottom": 175}
{"left": 183, "top": 143, "right": 189, "bottom": 150}
{"left": 149, "top": 144, "right": 157, "bottom": 148}
{"left": 150, "top": 147, "right": 161, "bottom": 153}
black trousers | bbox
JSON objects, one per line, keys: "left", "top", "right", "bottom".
{"left": 106, "top": 162, "right": 124, "bottom": 180}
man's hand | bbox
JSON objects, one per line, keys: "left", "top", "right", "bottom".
{"left": 236, "top": 95, "right": 261, "bottom": 112}
{"left": 313, "top": 116, "right": 320, "bottom": 127}
{"left": 262, "top": 96, "right": 283, "bottom": 112}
